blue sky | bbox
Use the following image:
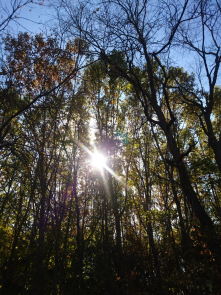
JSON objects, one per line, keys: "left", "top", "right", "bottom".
{"left": 0, "top": 0, "right": 219, "bottom": 90}
{"left": 0, "top": 0, "right": 50, "bottom": 34}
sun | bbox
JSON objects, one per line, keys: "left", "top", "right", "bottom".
{"left": 91, "top": 151, "right": 106, "bottom": 170}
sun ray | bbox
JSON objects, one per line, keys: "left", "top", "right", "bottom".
{"left": 78, "top": 141, "right": 124, "bottom": 186}
{"left": 91, "top": 150, "right": 106, "bottom": 170}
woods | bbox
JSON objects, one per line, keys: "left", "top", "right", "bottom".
{"left": 0, "top": 0, "right": 221, "bottom": 294}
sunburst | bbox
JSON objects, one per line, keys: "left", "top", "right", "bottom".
{"left": 91, "top": 151, "right": 106, "bottom": 170}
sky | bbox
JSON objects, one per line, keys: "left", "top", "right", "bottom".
{"left": 0, "top": 0, "right": 219, "bottom": 90}
{"left": 0, "top": 0, "right": 51, "bottom": 35}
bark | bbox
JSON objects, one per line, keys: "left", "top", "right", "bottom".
{"left": 204, "top": 113, "right": 221, "bottom": 173}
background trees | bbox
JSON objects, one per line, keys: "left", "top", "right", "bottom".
{"left": 0, "top": 0, "right": 221, "bottom": 294}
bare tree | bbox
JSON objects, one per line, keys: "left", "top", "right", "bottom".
{"left": 0, "top": 0, "right": 44, "bottom": 32}
{"left": 175, "top": 0, "right": 221, "bottom": 172}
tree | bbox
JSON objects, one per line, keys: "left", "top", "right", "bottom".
{"left": 0, "top": 0, "right": 44, "bottom": 33}
{"left": 1, "top": 1, "right": 221, "bottom": 294}
{"left": 0, "top": 31, "right": 83, "bottom": 153}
